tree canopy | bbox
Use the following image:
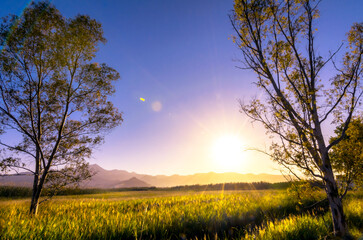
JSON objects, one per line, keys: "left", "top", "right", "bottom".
{"left": 230, "top": 0, "right": 362, "bottom": 237}
{"left": 0, "top": 1, "right": 122, "bottom": 214}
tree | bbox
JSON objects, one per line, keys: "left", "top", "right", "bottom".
{"left": 230, "top": 0, "right": 362, "bottom": 237}
{"left": 0, "top": 1, "right": 122, "bottom": 214}
{"left": 330, "top": 117, "right": 363, "bottom": 195}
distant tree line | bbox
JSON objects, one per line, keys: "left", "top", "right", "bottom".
{"left": 0, "top": 181, "right": 293, "bottom": 198}
{"left": 163, "top": 181, "right": 292, "bottom": 191}
{"left": 0, "top": 186, "right": 156, "bottom": 198}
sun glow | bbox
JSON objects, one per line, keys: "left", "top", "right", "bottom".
{"left": 211, "top": 134, "right": 246, "bottom": 170}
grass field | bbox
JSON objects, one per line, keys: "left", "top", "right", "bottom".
{"left": 0, "top": 189, "right": 362, "bottom": 239}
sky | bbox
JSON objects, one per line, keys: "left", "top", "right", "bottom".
{"left": 1, "top": 0, "right": 362, "bottom": 175}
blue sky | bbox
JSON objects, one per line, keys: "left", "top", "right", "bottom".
{"left": 1, "top": 0, "right": 362, "bottom": 175}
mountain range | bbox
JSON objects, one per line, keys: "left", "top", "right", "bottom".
{"left": 0, "top": 164, "right": 287, "bottom": 188}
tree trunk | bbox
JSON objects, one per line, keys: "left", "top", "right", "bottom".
{"left": 29, "top": 192, "right": 40, "bottom": 215}
{"left": 29, "top": 167, "right": 50, "bottom": 215}
{"left": 30, "top": 148, "right": 41, "bottom": 215}
{"left": 324, "top": 170, "right": 348, "bottom": 237}
{"left": 29, "top": 182, "right": 45, "bottom": 215}
{"left": 316, "top": 132, "right": 348, "bottom": 237}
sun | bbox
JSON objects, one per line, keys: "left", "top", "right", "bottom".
{"left": 211, "top": 134, "right": 245, "bottom": 170}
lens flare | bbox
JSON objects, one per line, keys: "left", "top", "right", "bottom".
{"left": 151, "top": 101, "right": 162, "bottom": 112}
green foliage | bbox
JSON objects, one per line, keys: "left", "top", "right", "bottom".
{"left": 287, "top": 180, "right": 322, "bottom": 205}
{"left": 245, "top": 194, "right": 363, "bottom": 240}
{"left": 0, "top": 186, "right": 158, "bottom": 198}
{"left": 345, "top": 198, "right": 363, "bottom": 231}
{"left": 330, "top": 117, "right": 363, "bottom": 191}
{"left": 0, "top": 190, "right": 361, "bottom": 239}
{"left": 0, "top": 186, "right": 32, "bottom": 198}
{"left": 244, "top": 214, "right": 332, "bottom": 240}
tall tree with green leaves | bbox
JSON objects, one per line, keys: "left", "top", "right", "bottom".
{"left": 0, "top": 1, "right": 122, "bottom": 214}
{"left": 230, "top": 0, "right": 362, "bottom": 237}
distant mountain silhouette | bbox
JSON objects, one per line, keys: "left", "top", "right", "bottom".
{"left": 81, "top": 164, "right": 142, "bottom": 188}
{"left": 0, "top": 164, "right": 287, "bottom": 188}
{"left": 77, "top": 164, "right": 287, "bottom": 188}
{"left": 0, "top": 173, "right": 33, "bottom": 187}
{"left": 113, "top": 177, "right": 151, "bottom": 188}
